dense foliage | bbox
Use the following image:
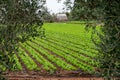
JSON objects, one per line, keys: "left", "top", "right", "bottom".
{"left": 63, "top": 0, "right": 103, "bottom": 21}
{"left": 72, "top": 0, "right": 103, "bottom": 20}
{"left": 64, "top": 0, "right": 120, "bottom": 79}
{"left": 0, "top": 0, "right": 45, "bottom": 79}
{"left": 95, "top": 0, "right": 120, "bottom": 79}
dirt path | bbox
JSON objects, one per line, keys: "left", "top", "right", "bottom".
{"left": 4, "top": 71, "right": 119, "bottom": 80}
{"left": 3, "top": 70, "right": 100, "bottom": 80}
{"left": 8, "top": 77, "right": 104, "bottom": 80}
{"left": 6, "top": 73, "right": 103, "bottom": 80}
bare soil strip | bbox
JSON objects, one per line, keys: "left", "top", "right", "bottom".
{"left": 8, "top": 77, "right": 104, "bottom": 80}
{"left": 5, "top": 70, "right": 103, "bottom": 80}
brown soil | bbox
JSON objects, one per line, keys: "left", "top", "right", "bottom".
{"left": 8, "top": 77, "right": 104, "bottom": 80}
{"left": 3, "top": 71, "right": 104, "bottom": 80}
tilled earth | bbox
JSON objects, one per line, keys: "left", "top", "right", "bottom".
{"left": 2, "top": 71, "right": 103, "bottom": 80}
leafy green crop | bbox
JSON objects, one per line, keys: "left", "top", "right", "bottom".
{"left": 0, "top": 22, "right": 100, "bottom": 76}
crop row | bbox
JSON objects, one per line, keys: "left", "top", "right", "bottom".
{"left": 17, "top": 47, "right": 39, "bottom": 70}
{"left": 48, "top": 37, "right": 98, "bottom": 54}
{"left": 46, "top": 31, "right": 96, "bottom": 50}
{"left": 45, "top": 38, "right": 96, "bottom": 58}
{"left": 36, "top": 38, "right": 97, "bottom": 66}
{"left": 31, "top": 39, "right": 94, "bottom": 72}
{"left": 20, "top": 43, "right": 56, "bottom": 71}
{"left": 25, "top": 41, "right": 76, "bottom": 70}
{"left": 12, "top": 54, "right": 22, "bottom": 70}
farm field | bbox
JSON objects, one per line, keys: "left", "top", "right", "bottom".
{"left": 4, "top": 22, "right": 100, "bottom": 78}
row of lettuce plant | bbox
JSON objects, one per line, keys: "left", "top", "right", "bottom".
{"left": 0, "top": 53, "right": 22, "bottom": 71}
{"left": 12, "top": 54, "right": 23, "bottom": 70}
{"left": 17, "top": 47, "right": 39, "bottom": 70}
{"left": 46, "top": 31, "right": 97, "bottom": 53}
{"left": 46, "top": 31, "right": 95, "bottom": 49}
{"left": 36, "top": 38, "right": 98, "bottom": 66}
{"left": 45, "top": 38, "right": 97, "bottom": 58}
{"left": 32, "top": 39, "right": 94, "bottom": 73}
{"left": 20, "top": 43, "right": 56, "bottom": 71}
{"left": 25, "top": 41, "right": 76, "bottom": 70}
{"left": 48, "top": 37, "right": 98, "bottom": 54}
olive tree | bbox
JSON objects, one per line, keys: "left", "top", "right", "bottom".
{"left": 64, "top": 0, "right": 120, "bottom": 79}
{"left": 0, "top": 0, "right": 46, "bottom": 79}
{"left": 94, "top": 0, "right": 120, "bottom": 79}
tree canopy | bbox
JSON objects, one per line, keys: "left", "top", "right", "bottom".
{"left": 64, "top": 0, "right": 120, "bottom": 79}
{"left": 63, "top": 0, "right": 103, "bottom": 20}
{"left": 0, "top": 0, "right": 45, "bottom": 79}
